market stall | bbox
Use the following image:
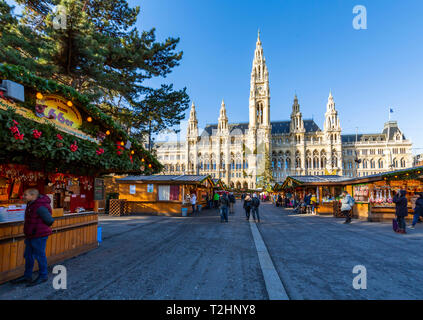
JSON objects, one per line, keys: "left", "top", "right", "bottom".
{"left": 346, "top": 166, "right": 423, "bottom": 221}
{"left": 116, "top": 175, "right": 214, "bottom": 216}
{"left": 280, "top": 175, "right": 350, "bottom": 215}
{"left": 0, "top": 65, "right": 161, "bottom": 284}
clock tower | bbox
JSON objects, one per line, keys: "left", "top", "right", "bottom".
{"left": 247, "top": 30, "right": 271, "bottom": 188}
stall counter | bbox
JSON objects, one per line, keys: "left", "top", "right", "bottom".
{"left": 0, "top": 212, "right": 98, "bottom": 284}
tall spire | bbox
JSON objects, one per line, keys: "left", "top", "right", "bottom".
{"left": 187, "top": 101, "right": 198, "bottom": 137}
{"left": 249, "top": 30, "right": 270, "bottom": 129}
{"left": 324, "top": 91, "right": 341, "bottom": 132}
{"left": 290, "top": 94, "right": 304, "bottom": 132}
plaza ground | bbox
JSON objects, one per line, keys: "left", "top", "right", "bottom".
{"left": 1, "top": 202, "right": 422, "bottom": 300}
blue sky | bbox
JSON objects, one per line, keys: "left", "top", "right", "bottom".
{"left": 135, "top": 0, "right": 423, "bottom": 152}
{"left": 6, "top": 0, "right": 423, "bottom": 151}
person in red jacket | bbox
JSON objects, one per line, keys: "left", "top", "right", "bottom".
{"left": 12, "top": 189, "right": 54, "bottom": 286}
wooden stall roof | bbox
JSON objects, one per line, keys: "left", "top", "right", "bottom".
{"left": 344, "top": 165, "right": 423, "bottom": 185}
{"left": 281, "top": 175, "right": 350, "bottom": 189}
{"left": 280, "top": 166, "right": 423, "bottom": 189}
{"left": 116, "top": 174, "right": 214, "bottom": 185}
{"left": 212, "top": 178, "right": 228, "bottom": 190}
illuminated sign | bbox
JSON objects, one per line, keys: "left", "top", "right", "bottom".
{"left": 36, "top": 95, "right": 82, "bottom": 129}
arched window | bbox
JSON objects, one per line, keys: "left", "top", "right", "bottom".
{"left": 400, "top": 158, "right": 406, "bottom": 168}
{"left": 378, "top": 159, "right": 383, "bottom": 169}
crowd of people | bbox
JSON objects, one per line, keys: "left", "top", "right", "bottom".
{"left": 270, "top": 192, "right": 318, "bottom": 215}
{"left": 270, "top": 188, "right": 423, "bottom": 233}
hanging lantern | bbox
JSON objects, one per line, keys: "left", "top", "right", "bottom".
{"left": 87, "top": 117, "right": 92, "bottom": 122}
{"left": 148, "top": 164, "right": 152, "bottom": 168}
{"left": 141, "top": 158, "right": 145, "bottom": 162}
{"left": 106, "top": 130, "right": 110, "bottom": 135}
{"left": 67, "top": 101, "right": 73, "bottom": 107}
{"left": 36, "top": 92, "right": 43, "bottom": 100}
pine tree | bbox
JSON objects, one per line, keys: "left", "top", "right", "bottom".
{"left": 1, "top": 0, "right": 189, "bottom": 140}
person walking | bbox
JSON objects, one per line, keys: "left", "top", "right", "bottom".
{"left": 219, "top": 193, "right": 229, "bottom": 222}
{"left": 251, "top": 193, "right": 261, "bottom": 222}
{"left": 228, "top": 192, "right": 236, "bottom": 214}
{"left": 340, "top": 190, "right": 355, "bottom": 224}
{"left": 410, "top": 192, "right": 423, "bottom": 229}
{"left": 12, "top": 189, "right": 54, "bottom": 286}
{"left": 393, "top": 189, "right": 408, "bottom": 234}
{"left": 243, "top": 195, "right": 252, "bottom": 220}
{"left": 190, "top": 192, "right": 197, "bottom": 214}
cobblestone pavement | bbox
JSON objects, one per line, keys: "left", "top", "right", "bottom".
{"left": 1, "top": 202, "right": 422, "bottom": 299}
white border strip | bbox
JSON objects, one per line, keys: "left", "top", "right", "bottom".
{"left": 249, "top": 221, "right": 289, "bottom": 300}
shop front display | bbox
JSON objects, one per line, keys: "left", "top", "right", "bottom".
{"left": 0, "top": 65, "right": 161, "bottom": 284}
{"left": 117, "top": 175, "right": 214, "bottom": 216}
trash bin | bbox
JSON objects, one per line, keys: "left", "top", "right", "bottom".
{"left": 181, "top": 208, "right": 188, "bottom": 217}
{"left": 97, "top": 226, "right": 102, "bottom": 243}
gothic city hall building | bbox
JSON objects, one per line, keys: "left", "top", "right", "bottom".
{"left": 155, "top": 33, "right": 413, "bottom": 190}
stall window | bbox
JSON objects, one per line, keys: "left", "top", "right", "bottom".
{"left": 170, "top": 185, "right": 179, "bottom": 201}
{"left": 158, "top": 185, "right": 170, "bottom": 201}
{"left": 158, "top": 185, "right": 179, "bottom": 201}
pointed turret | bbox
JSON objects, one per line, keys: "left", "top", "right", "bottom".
{"left": 324, "top": 91, "right": 341, "bottom": 131}
{"left": 290, "top": 94, "right": 304, "bottom": 132}
{"left": 218, "top": 99, "right": 228, "bottom": 133}
{"left": 187, "top": 101, "right": 198, "bottom": 137}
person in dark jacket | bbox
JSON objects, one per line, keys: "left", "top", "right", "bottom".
{"left": 228, "top": 192, "right": 236, "bottom": 214}
{"left": 277, "top": 194, "right": 282, "bottom": 207}
{"left": 251, "top": 193, "right": 261, "bottom": 222}
{"left": 12, "top": 189, "right": 54, "bottom": 286}
{"left": 411, "top": 192, "right": 423, "bottom": 229}
{"left": 243, "top": 195, "right": 252, "bottom": 220}
{"left": 219, "top": 193, "right": 229, "bottom": 222}
{"left": 393, "top": 189, "right": 408, "bottom": 234}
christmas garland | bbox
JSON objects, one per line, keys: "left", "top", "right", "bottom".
{"left": 0, "top": 63, "right": 162, "bottom": 173}
{"left": 0, "top": 107, "right": 157, "bottom": 176}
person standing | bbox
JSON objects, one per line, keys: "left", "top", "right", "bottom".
{"left": 310, "top": 193, "right": 317, "bottom": 215}
{"left": 228, "top": 192, "right": 236, "bottom": 214}
{"left": 410, "top": 192, "right": 423, "bottom": 229}
{"left": 213, "top": 192, "right": 220, "bottom": 208}
{"left": 251, "top": 193, "right": 261, "bottom": 223}
{"left": 190, "top": 192, "right": 197, "bottom": 214}
{"left": 243, "top": 195, "right": 252, "bottom": 220}
{"left": 393, "top": 189, "right": 408, "bottom": 234}
{"left": 219, "top": 193, "right": 229, "bottom": 222}
{"left": 340, "top": 190, "right": 355, "bottom": 224}
{"left": 304, "top": 192, "right": 312, "bottom": 214}
{"left": 12, "top": 189, "right": 54, "bottom": 286}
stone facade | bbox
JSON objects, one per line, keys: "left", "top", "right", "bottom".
{"left": 154, "top": 32, "right": 413, "bottom": 189}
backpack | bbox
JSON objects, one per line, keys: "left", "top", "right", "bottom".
{"left": 252, "top": 197, "right": 260, "bottom": 207}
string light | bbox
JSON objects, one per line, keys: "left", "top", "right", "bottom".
{"left": 131, "top": 150, "right": 134, "bottom": 154}
{"left": 87, "top": 117, "right": 92, "bottom": 122}
{"left": 106, "top": 130, "right": 110, "bottom": 135}
{"left": 120, "top": 141, "right": 124, "bottom": 146}
{"left": 36, "top": 92, "right": 43, "bottom": 100}
{"left": 67, "top": 101, "right": 73, "bottom": 107}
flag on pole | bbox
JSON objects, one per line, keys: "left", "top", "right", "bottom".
{"left": 389, "top": 107, "right": 394, "bottom": 121}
